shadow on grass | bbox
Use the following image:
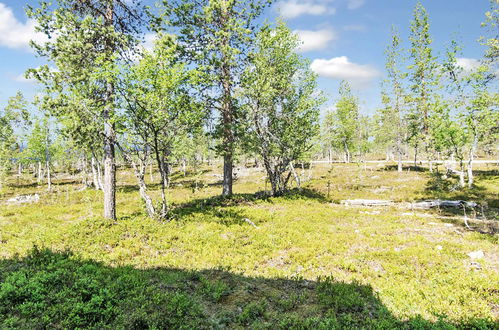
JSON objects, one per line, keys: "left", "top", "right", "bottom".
{"left": 169, "top": 188, "right": 329, "bottom": 224}
{"left": 422, "top": 172, "right": 498, "bottom": 234}
{"left": 2, "top": 248, "right": 494, "bottom": 329}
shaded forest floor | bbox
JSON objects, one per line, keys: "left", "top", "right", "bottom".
{"left": 0, "top": 162, "right": 498, "bottom": 328}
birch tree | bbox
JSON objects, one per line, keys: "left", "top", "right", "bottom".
{"left": 334, "top": 81, "right": 359, "bottom": 163}
{"left": 241, "top": 21, "right": 323, "bottom": 196}
{"left": 377, "top": 26, "right": 407, "bottom": 171}
{"left": 407, "top": 2, "right": 440, "bottom": 168}
{"left": 121, "top": 34, "right": 205, "bottom": 218}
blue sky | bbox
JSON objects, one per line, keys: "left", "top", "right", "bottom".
{"left": 0, "top": 0, "right": 491, "bottom": 116}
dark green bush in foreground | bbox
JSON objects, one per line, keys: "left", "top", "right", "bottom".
{"left": 0, "top": 248, "right": 495, "bottom": 329}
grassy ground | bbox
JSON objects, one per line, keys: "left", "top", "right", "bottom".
{"left": 0, "top": 162, "right": 498, "bottom": 328}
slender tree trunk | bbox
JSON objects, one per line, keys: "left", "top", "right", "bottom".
{"left": 121, "top": 149, "right": 156, "bottom": 219}
{"left": 103, "top": 2, "right": 116, "bottom": 220}
{"left": 37, "top": 161, "right": 42, "bottom": 183}
{"left": 220, "top": 15, "right": 234, "bottom": 197}
{"left": 149, "top": 160, "right": 153, "bottom": 182}
{"left": 133, "top": 160, "right": 156, "bottom": 218}
{"left": 82, "top": 156, "right": 90, "bottom": 187}
{"left": 222, "top": 154, "right": 233, "bottom": 196}
{"left": 414, "top": 146, "right": 418, "bottom": 167}
{"left": 344, "top": 141, "right": 351, "bottom": 163}
{"left": 397, "top": 138, "right": 403, "bottom": 172}
{"left": 289, "top": 162, "right": 300, "bottom": 190}
{"left": 153, "top": 148, "right": 169, "bottom": 217}
{"left": 45, "top": 121, "right": 51, "bottom": 191}
{"left": 459, "top": 161, "right": 465, "bottom": 188}
{"left": 91, "top": 156, "right": 100, "bottom": 190}
{"left": 467, "top": 156, "right": 473, "bottom": 188}
{"left": 96, "top": 157, "right": 104, "bottom": 190}
{"left": 46, "top": 161, "right": 51, "bottom": 191}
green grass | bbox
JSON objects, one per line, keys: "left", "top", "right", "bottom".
{"left": 0, "top": 162, "right": 498, "bottom": 328}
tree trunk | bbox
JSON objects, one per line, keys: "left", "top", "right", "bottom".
{"left": 154, "top": 149, "right": 169, "bottom": 218}
{"left": 134, "top": 162, "right": 156, "bottom": 218}
{"left": 222, "top": 154, "right": 233, "bottom": 196}
{"left": 149, "top": 160, "right": 153, "bottom": 182}
{"left": 344, "top": 141, "right": 351, "bottom": 163}
{"left": 414, "top": 146, "right": 418, "bottom": 167}
{"left": 397, "top": 143, "right": 402, "bottom": 172}
{"left": 467, "top": 158, "right": 473, "bottom": 188}
{"left": 289, "top": 162, "right": 301, "bottom": 190}
{"left": 90, "top": 156, "right": 102, "bottom": 190}
{"left": 103, "top": 3, "right": 116, "bottom": 220}
{"left": 37, "top": 161, "right": 42, "bottom": 183}
{"left": 220, "top": 13, "right": 234, "bottom": 197}
{"left": 467, "top": 149, "right": 474, "bottom": 188}
{"left": 458, "top": 161, "right": 465, "bottom": 188}
{"left": 46, "top": 161, "right": 52, "bottom": 191}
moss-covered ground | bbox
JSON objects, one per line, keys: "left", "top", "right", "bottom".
{"left": 0, "top": 162, "right": 498, "bottom": 328}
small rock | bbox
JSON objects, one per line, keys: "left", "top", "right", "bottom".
{"left": 467, "top": 250, "right": 484, "bottom": 259}
{"left": 354, "top": 229, "right": 360, "bottom": 233}
{"left": 444, "top": 223, "right": 454, "bottom": 227}
{"left": 6, "top": 194, "right": 40, "bottom": 204}
{"left": 470, "top": 262, "right": 482, "bottom": 270}
{"left": 436, "top": 245, "right": 443, "bottom": 250}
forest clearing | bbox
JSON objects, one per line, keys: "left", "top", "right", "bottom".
{"left": 0, "top": 0, "right": 498, "bottom": 328}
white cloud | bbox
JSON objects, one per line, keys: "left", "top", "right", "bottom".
{"left": 143, "top": 33, "right": 157, "bottom": 52}
{"left": 456, "top": 57, "right": 481, "bottom": 72}
{"left": 0, "top": 3, "right": 47, "bottom": 51}
{"left": 13, "top": 73, "right": 35, "bottom": 83}
{"left": 310, "top": 56, "right": 380, "bottom": 87}
{"left": 276, "top": 0, "right": 335, "bottom": 19}
{"left": 347, "top": 0, "right": 365, "bottom": 10}
{"left": 294, "top": 29, "right": 336, "bottom": 52}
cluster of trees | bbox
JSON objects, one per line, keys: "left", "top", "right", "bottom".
{"left": 1, "top": 0, "right": 496, "bottom": 219}
{"left": 322, "top": 2, "right": 498, "bottom": 188}
{"left": 1, "top": 0, "right": 324, "bottom": 220}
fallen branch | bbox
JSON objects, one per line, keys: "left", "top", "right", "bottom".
{"left": 338, "top": 199, "right": 478, "bottom": 210}
{"left": 411, "top": 200, "right": 477, "bottom": 209}
{"left": 341, "top": 199, "right": 394, "bottom": 206}
{"left": 243, "top": 218, "right": 260, "bottom": 229}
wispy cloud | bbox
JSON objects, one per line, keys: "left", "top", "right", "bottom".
{"left": 310, "top": 56, "right": 380, "bottom": 88}
{"left": 0, "top": 2, "right": 47, "bottom": 51}
{"left": 294, "top": 28, "right": 336, "bottom": 52}
{"left": 347, "top": 0, "right": 365, "bottom": 10}
{"left": 276, "top": 0, "right": 335, "bottom": 19}
{"left": 456, "top": 57, "right": 481, "bottom": 72}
